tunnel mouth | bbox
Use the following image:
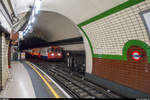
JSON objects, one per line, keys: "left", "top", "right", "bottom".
{"left": 18, "top": 11, "right": 86, "bottom": 76}
{"left": 24, "top": 37, "right": 86, "bottom": 76}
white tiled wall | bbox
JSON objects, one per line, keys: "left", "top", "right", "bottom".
{"left": 0, "top": 9, "right": 11, "bottom": 33}
{"left": 82, "top": 0, "right": 150, "bottom": 55}
{"left": 2, "top": 33, "right": 10, "bottom": 87}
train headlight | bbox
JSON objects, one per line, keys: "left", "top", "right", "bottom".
{"left": 51, "top": 53, "right": 54, "bottom": 56}
{"left": 58, "top": 53, "right": 61, "bottom": 56}
{"left": 66, "top": 52, "right": 70, "bottom": 56}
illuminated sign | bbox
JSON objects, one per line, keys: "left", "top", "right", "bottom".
{"left": 131, "top": 51, "right": 142, "bottom": 61}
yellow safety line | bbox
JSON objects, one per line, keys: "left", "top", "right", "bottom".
{"left": 44, "top": 75, "right": 51, "bottom": 82}
{"left": 26, "top": 62, "right": 60, "bottom": 98}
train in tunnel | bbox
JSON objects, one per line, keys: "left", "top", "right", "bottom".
{"left": 25, "top": 46, "right": 63, "bottom": 60}
{"left": 25, "top": 43, "right": 86, "bottom": 75}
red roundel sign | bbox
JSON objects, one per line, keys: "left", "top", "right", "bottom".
{"left": 131, "top": 51, "right": 142, "bottom": 61}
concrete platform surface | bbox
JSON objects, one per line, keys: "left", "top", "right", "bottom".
{"left": 0, "top": 61, "right": 70, "bottom": 98}
{"left": 0, "top": 61, "right": 36, "bottom": 98}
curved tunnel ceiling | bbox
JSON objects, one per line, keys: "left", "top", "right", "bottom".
{"left": 12, "top": 0, "right": 128, "bottom": 49}
{"left": 20, "top": 11, "right": 83, "bottom": 49}
{"left": 13, "top": 0, "right": 127, "bottom": 24}
{"left": 31, "top": 11, "right": 81, "bottom": 42}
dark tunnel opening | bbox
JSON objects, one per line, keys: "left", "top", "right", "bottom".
{"left": 15, "top": 11, "right": 87, "bottom": 76}
{"left": 20, "top": 36, "right": 86, "bottom": 76}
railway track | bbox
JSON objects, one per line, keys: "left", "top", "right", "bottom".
{"left": 27, "top": 60, "right": 124, "bottom": 98}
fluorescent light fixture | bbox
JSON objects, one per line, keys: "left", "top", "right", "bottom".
{"left": 35, "top": 8, "right": 39, "bottom": 14}
{"left": 28, "top": 25, "right": 32, "bottom": 30}
{"left": 23, "top": 32, "right": 27, "bottom": 36}
{"left": 23, "top": 32, "right": 25, "bottom": 36}
{"left": 23, "top": 25, "right": 31, "bottom": 36}
{"left": 23, "top": 34, "right": 26, "bottom": 36}
{"left": 23, "top": 0, "right": 42, "bottom": 36}
{"left": 31, "top": 17, "right": 35, "bottom": 23}
{"left": 35, "top": 0, "right": 42, "bottom": 14}
{"left": 32, "top": 9, "right": 35, "bottom": 16}
{"left": 26, "top": 29, "right": 29, "bottom": 33}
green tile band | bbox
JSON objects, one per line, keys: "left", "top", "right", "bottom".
{"left": 78, "top": 0, "right": 145, "bottom": 27}
{"left": 93, "top": 40, "right": 150, "bottom": 63}
{"left": 77, "top": 0, "right": 149, "bottom": 62}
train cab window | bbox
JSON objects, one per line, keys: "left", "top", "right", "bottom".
{"left": 58, "top": 48, "right": 62, "bottom": 52}
{"left": 37, "top": 50, "right": 40, "bottom": 53}
{"left": 57, "top": 49, "right": 60, "bottom": 52}
{"left": 51, "top": 48, "right": 54, "bottom": 52}
{"left": 54, "top": 48, "right": 57, "bottom": 53}
{"left": 60, "top": 48, "right": 63, "bottom": 52}
{"left": 47, "top": 48, "right": 51, "bottom": 53}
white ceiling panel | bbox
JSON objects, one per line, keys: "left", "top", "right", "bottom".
{"left": 12, "top": 0, "right": 127, "bottom": 24}
{"left": 11, "top": 0, "right": 34, "bottom": 15}
{"left": 11, "top": 0, "right": 128, "bottom": 42}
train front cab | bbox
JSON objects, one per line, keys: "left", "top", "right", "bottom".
{"left": 47, "top": 47, "right": 63, "bottom": 60}
{"left": 32, "top": 48, "right": 41, "bottom": 58}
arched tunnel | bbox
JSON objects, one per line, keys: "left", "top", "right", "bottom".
{"left": 0, "top": 0, "right": 150, "bottom": 98}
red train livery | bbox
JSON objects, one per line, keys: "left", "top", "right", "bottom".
{"left": 26, "top": 46, "right": 63, "bottom": 60}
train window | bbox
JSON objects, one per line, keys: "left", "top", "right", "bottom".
{"left": 51, "top": 48, "right": 54, "bottom": 52}
{"left": 47, "top": 49, "right": 49, "bottom": 52}
{"left": 50, "top": 48, "right": 52, "bottom": 52}
{"left": 54, "top": 49, "right": 57, "bottom": 53}
{"left": 42, "top": 49, "right": 46, "bottom": 53}
{"left": 57, "top": 48, "right": 62, "bottom": 52}
{"left": 57, "top": 49, "right": 60, "bottom": 52}
{"left": 37, "top": 50, "right": 40, "bottom": 53}
{"left": 60, "top": 48, "right": 63, "bottom": 52}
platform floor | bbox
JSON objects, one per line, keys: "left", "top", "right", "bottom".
{"left": 0, "top": 61, "right": 70, "bottom": 98}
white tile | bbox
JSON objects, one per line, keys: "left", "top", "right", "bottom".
{"left": 82, "top": 2, "right": 150, "bottom": 55}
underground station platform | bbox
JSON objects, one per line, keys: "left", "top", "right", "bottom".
{"left": 1, "top": 0, "right": 150, "bottom": 99}
{"left": 0, "top": 61, "right": 70, "bottom": 98}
